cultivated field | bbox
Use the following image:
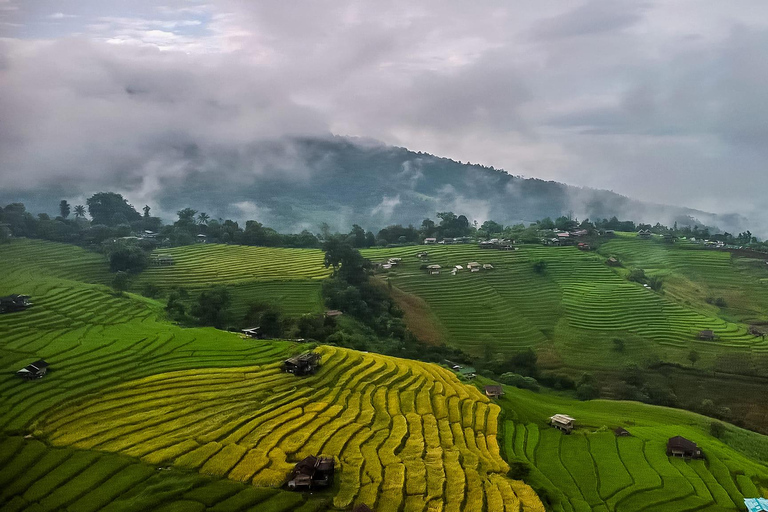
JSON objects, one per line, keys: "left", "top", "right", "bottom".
{"left": 493, "top": 383, "right": 768, "bottom": 512}
{"left": 134, "top": 243, "right": 330, "bottom": 317}
{"left": 361, "top": 243, "right": 768, "bottom": 369}
{"left": 36, "top": 346, "right": 544, "bottom": 512}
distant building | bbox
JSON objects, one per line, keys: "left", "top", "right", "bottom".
{"left": 602, "top": 230, "right": 616, "bottom": 238}
{"left": 150, "top": 255, "right": 175, "bottom": 266}
{"left": 0, "top": 294, "right": 32, "bottom": 314}
{"left": 16, "top": 359, "right": 49, "bottom": 380}
{"left": 283, "top": 352, "right": 320, "bottom": 376}
{"left": 484, "top": 385, "right": 504, "bottom": 398}
{"left": 482, "top": 263, "right": 494, "bottom": 270}
{"left": 426, "top": 264, "right": 442, "bottom": 275}
{"left": 467, "top": 262, "right": 481, "bottom": 272}
{"left": 424, "top": 238, "right": 437, "bottom": 245}
{"left": 577, "top": 243, "right": 590, "bottom": 251}
{"left": 324, "top": 310, "right": 343, "bottom": 318}
{"left": 666, "top": 436, "right": 703, "bottom": 458}
{"left": 637, "top": 229, "right": 652, "bottom": 239}
{"left": 241, "top": 327, "right": 264, "bottom": 339}
{"left": 606, "top": 257, "right": 621, "bottom": 267}
{"left": 549, "top": 414, "right": 575, "bottom": 434}
{"left": 698, "top": 330, "right": 716, "bottom": 341}
{"left": 287, "top": 456, "right": 335, "bottom": 490}
{"left": 614, "top": 427, "right": 631, "bottom": 437}
{"left": 196, "top": 234, "right": 207, "bottom": 243}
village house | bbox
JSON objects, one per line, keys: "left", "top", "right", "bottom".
{"left": 0, "top": 294, "right": 32, "bottom": 314}
{"left": 287, "top": 455, "right": 335, "bottom": 490}
{"left": 196, "top": 234, "right": 207, "bottom": 243}
{"left": 606, "top": 257, "right": 621, "bottom": 267}
{"left": 666, "top": 436, "right": 703, "bottom": 458}
{"left": 698, "top": 330, "right": 716, "bottom": 341}
{"left": 423, "top": 237, "right": 437, "bottom": 245}
{"left": 467, "top": 262, "right": 481, "bottom": 272}
{"left": 745, "top": 497, "right": 768, "bottom": 512}
{"left": 427, "top": 264, "right": 441, "bottom": 275}
{"left": 16, "top": 359, "right": 49, "bottom": 380}
{"left": 637, "top": 229, "right": 652, "bottom": 239}
{"left": 484, "top": 385, "right": 504, "bottom": 398}
{"left": 549, "top": 414, "right": 575, "bottom": 434}
{"left": 283, "top": 352, "right": 320, "bottom": 376}
{"left": 577, "top": 243, "right": 590, "bottom": 251}
{"left": 482, "top": 263, "right": 494, "bottom": 270}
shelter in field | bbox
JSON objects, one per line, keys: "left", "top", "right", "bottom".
{"left": 427, "top": 264, "right": 441, "bottom": 275}
{"left": 602, "top": 229, "right": 616, "bottom": 237}
{"left": 483, "top": 263, "right": 494, "bottom": 270}
{"left": 614, "top": 427, "right": 631, "bottom": 437}
{"left": 637, "top": 229, "right": 652, "bottom": 239}
{"left": 0, "top": 294, "right": 32, "bottom": 313}
{"left": 745, "top": 498, "right": 768, "bottom": 512}
{"left": 549, "top": 414, "right": 575, "bottom": 434}
{"left": 324, "top": 310, "right": 343, "bottom": 318}
{"left": 16, "top": 359, "right": 49, "bottom": 380}
{"left": 424, "top": 238, "right": 437, "bottom": 245}
{"left": 241, "top": 327, "right": 264, "bottom": 339}
{"left": 577, "top": 243, "right": 590, "bottom": 251}
{"left": 666, "top": 436, "right": 703, "bottom": 458}
{"left": 387, "top": 258, "right": 402, "bottom": 266}
{"left": 151, "top": 255, "right": 175, "bottom": 266}
{"left": 283, "top": 352, "right": 320, "bottom": 376}
{"left": 287, "top": 455, "right": 335, "bottom": 490}
{"left": 484, "top": 385, "right": 504, "bottom": 398}
{"left": 417, "top": 251, "right": 429, "bottom": 260}
{"left": 606, "top": 257, "right": 621, "bottom": 267}
{"left": 196, "top": 234, "right": 207, "bottom": 243}
{"left": 698, "top": 330, "right": 716, "bottom": 341}
{"left": 467, "top": 262, "right": 481, "bottom": 272}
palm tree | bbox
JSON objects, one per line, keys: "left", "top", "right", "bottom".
{"left": 74, "top": 205, "right": 86, "bottom": 218}
{"left": 197, "top": 212, "right": 210, "bottom": 225}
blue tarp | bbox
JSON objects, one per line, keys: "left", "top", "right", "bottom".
{"left": 745, "top": 498, "right": 768, "bottom": 512}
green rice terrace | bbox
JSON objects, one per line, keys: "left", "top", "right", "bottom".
{"left": 361, "top": 237, "right": 768, "bottom": 371}
{"left": 1, "top": 237, "right": 767, "bottom": 511}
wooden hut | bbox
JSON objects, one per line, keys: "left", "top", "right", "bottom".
{"left": 614, "top": 427, "right": 631, "bottom": 437}
{"left": 484, "top": 385, "right": 504, "bottom": 399}
{"left": 283, "top": 352, "right": 320, "bottom": 376}
{"left": 0, "top": 294, "right": 32, "bottom": 313}
{"left": 666, "top": 436, "right": 703, "bottom": 458}
{"left": 16, "top": 359, "right": 49, "bottom": 380}
{"left": 698, "top": 330, "right": 716, "bottom": 341}
{"left": 287, "top": 456, "right": 335, "bottom": 490}
{"left": 549, "top": 414, "right": 575, "bottom": 434}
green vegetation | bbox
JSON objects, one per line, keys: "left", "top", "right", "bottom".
{"left": 493, "top": 381, "right": 768, "bottom": 512}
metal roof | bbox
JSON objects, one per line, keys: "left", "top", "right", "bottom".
{"left": 745, "top": 498, "right": 768, "bottom": 512}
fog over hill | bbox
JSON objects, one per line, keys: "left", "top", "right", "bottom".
{"left": 0, "top": 136, "right": 749, "bottom": 235}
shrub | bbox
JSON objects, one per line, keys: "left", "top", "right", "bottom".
{"left": 532, "top": 260, "right": 547, "bottom": 274}
{"left": 141, "top": 283, "right": 161, "bottom": 299}
{"left": 576, "top": 383, "right": 600, "bottom": 401}
{"left": 715, "top": 297, "right": 727, "bottom": 308}
{"left": 507, "top": 460, "right": 531, "bottom": 479}
{"left": 612, "top": 338, "right": 625, "bottom": 352}
{"left": 499, "top": 372, "right": 539, "bottom": 391}
{"left": 710, "top": 421, "right": 726, "bottom": 439}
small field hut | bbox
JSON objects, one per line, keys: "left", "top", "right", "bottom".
{"left": 549, "top": 414, "right": 575, "bottom": 434}
{"left": 283, "top": 352, "right": 320, "bottom": 376}
{"left": 287, "top": 456, "right": 335, "bottom": 490}
{"left": 745, "top": 498, "right": 768, "bottom": 512}
{"left": 484, "top": 385, "right": 504, "bottom": 398}
{"left": 698, "top": 330, "right": 716, "bottom": 341}
{"left": 666, "top": 436, "right": 703, "bottom": 458}
{"left": 16, "top": 359, "right": 49, "bottom": 380}
{"left": 427, "top": 264, "right": 441, "bottom": 275}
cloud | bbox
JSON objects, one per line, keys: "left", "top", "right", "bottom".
{"left": 49, "top": 13, "right": 78, "bottom": 20}
{"left": 2, "top": 0, "right": 768, "bottom": 232}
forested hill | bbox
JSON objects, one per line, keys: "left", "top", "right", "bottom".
{"left": 2, "top": 136, "right": 748, "bottom": 233}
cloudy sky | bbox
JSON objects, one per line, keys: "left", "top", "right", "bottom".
{"left": 2, "top": 0, "right": 768, "bottom": 225}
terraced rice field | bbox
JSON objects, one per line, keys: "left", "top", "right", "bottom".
{"left": 134, "top": 243, "right": 330, "bottom": 317}
{"left": 495, "top": 384, "right": 768, "bottom": 512}
{"left": 37, "top": 346, "right": 544, "bottom": 512}
{"left": 0, "top": 436, "right": 320, "bottom": 512}
{"left": 361, "top": 244, "right": 768, "bottom": 366}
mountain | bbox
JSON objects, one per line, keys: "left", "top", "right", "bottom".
{"left": 1, "top": 136, "right": 749, "bottom": 233}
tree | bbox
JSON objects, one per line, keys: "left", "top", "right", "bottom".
{"left": 532, "top": 260, "right": 547, "bottom": 274}
{"left": 111, "top": 271, "right": 130, "bottom": 295}
{"left": 190, "top": 286, "right": 231, "bottom": 329}
{"left": 322, "top": 236, "right": 370, "bottom": 284}
{"left": 107, "top": 243, "right": 149, "bottom": 273}
{"left": 87, "top": 192, "right": 141, "bottom": 226}
{"left": 688, "top": 350, "right": 700, "bottom": 367}
{"left": 59, "top": 200, "right": 71, "bottom": 219}
{"left": 197, "top": 212, "right": 210, "bottom": 225}
{"left": 143, "top": 205, "right": 151, "bottom": 218}
{"left": 612, "top": 338, "right": 625, "bottom": 352}
{"left": 74, "top": 205, "right": 86, "bottom": 219}
{"left": 710, "top": 421, "right": 726, "bottom": 438}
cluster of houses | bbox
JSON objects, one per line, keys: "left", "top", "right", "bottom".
{"left": 427, "top": 261, "right": 494, "bottom": 276}
{"left": 541, "top": 229, "right": 590, "bottom": 247}
{"left": 378, "top": 257, "right": 402, "bottom": 270}
{"left": 0, "top": 294, "right": 32, "bottom": 314}
{"left": 423, "top": 237, "right": 474, "bottom": 245}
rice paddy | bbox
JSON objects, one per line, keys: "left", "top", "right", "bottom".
{"left": 361, "top": 242, "right": 768, "bottom": 367}
{"left": 35, "top": 346, "right": 544, "bottom": 512}
{"left": 494, "top": 382, "right": 768, "bottom": 512}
